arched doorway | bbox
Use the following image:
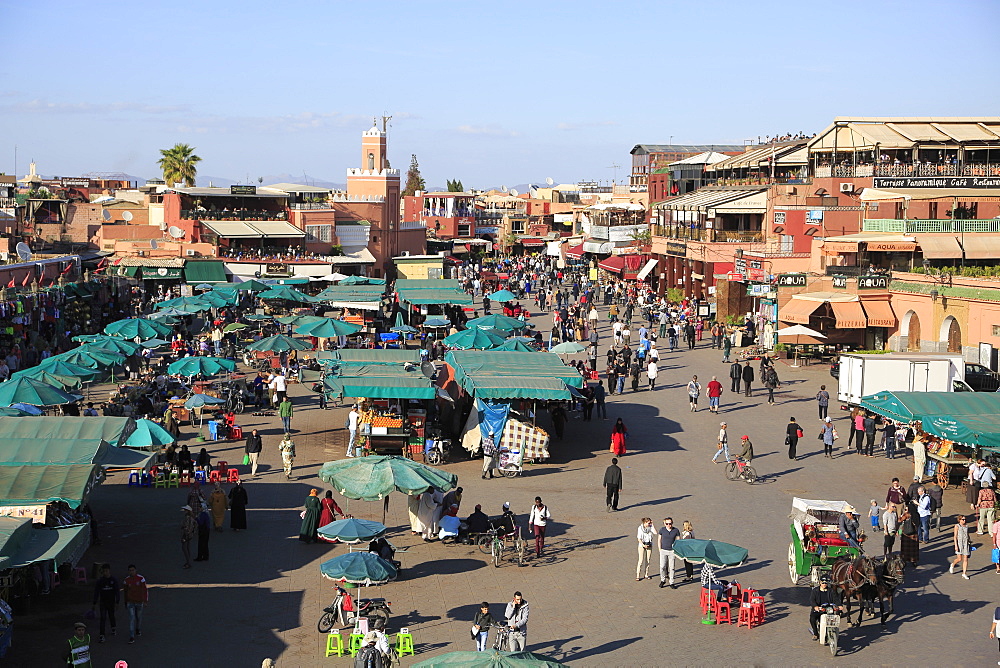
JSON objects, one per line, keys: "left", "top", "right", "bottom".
{"left": 903, "top": 310, "right": 921, "bottom": 352}
{"left": 943, "top": 316, "right": 962, "bottom": 353}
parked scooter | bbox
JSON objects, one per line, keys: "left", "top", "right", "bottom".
{"left": 317, "top": 586, "right": 391, "bottom": 633}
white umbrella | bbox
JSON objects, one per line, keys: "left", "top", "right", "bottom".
{"left": 776, "top": 325, "right": 826, "bottom": 367}
{"left": 314, "top": 273, "right": 349, "bottom": 282}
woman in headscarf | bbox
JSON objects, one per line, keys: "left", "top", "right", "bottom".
{"left": 228, "top": 480, "right": 248, "bottom": 531}
{"left": 299, "top": 489, "right": 321, "bottom": 543}
{"left": 610, "top": 418, "right": 628, "bottom": 456}
{"left": 209, "top": 482, "right": 228, "bottom": 531}
{"left": 418, "top": 491, "right": 439, "bottom": 542}
{"left": 408, "top": 494, "right": 423, "bottom": 535}
{"left": 319, "top": 490, "right": 343, "bottom": 528}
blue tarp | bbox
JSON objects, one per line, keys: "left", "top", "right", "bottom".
{"left": 477, "top": 399, "right": 510, "bottom": 441}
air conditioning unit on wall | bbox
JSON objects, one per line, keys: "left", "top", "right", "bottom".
{"left": 185, "top": 249, "right": 197, "bottom": 256}
{"left": 839, "top": 182, "right": 854, "bottom": 193}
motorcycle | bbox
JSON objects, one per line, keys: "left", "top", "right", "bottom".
{"left": 818, "top": 604, "right": 842, "bottom": 656}
{"left": 424, "top": 425, "right": 451, "bottom": 465}
{"left": 317, "top": 586, "right": 391, "bottom": 634}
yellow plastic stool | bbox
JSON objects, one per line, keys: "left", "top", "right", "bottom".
{"left": 395, "top": 632, "right": 414, "bottom": 657}
{"left": 348, "top": 633, "right": 365, "bottom": 656}
{"left": 324, "top": 633, "right": 344, "bottom": 657}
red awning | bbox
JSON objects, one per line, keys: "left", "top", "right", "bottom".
{"left": 598, "top": 256, "right": 626, "bottom": 273}
{"left": 519, "top": 237, "right": 545, "bottom": 247}
{"left": 624, "top": 254, "right": 647, "bottom": 271}
{"left": 565, "top": 244, "right": 584, "bottom": 259}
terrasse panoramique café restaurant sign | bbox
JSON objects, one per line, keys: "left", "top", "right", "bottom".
{"left": 873, "top": 177, "right": 1000, "bottom": 189}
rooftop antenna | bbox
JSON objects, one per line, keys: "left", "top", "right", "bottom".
{"left": 122, "top": 211, "right": 133, "bottom": 222}
{"left": 167, "top": 226, "right": 185, "bottom": 239}
{"left": 15, "top": 242, "right": 32, "bottom": 262}
{"left": 607, "top": 162, "right": 621, "bottom": 185}
{"left": 101, "top": 209, "right": 112, "bottom": 222}
{"left": 546, "top": 177, "right": 554, "bottom": 186}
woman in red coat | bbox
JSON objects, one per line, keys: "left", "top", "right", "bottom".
{"left": 610, "top": 418, "right": 628, "bottom": 456}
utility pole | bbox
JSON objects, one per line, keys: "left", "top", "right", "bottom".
{"left": 607, "top": 162, "right": 621, "bottom": 186}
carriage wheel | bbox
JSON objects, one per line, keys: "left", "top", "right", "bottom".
{"left": 788, "top": 543, "right": 800, "bottom": 584}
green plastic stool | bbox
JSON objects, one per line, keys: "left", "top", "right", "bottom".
{"left": 324, "top": 633, "right": 344, "bottom": 657}
{"left": 153, "top": 475, "right": 167, "bottom": 489}
{"left": 348, "top": 633, "right": 364, "bottom": 656}
{"left": 167, "top": 472, "right": 180, "bottom": 488}
{"left": 395, "top": 632, "right": 414, "bottom": 657}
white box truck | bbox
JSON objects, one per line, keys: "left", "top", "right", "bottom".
{"left": 837, "top": 353, "right": 973, "bottom": 405}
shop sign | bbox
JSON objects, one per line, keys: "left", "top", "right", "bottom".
{"left": 734, "top": 256, "right": 747, "bottom": 274}
{"left": 747, "top": 267, "right": 766, "bottom": 282}
{"left": 664, "top": 241, "right": 687, "bottom": 256}
{"left": 265, "top": 263, "right": 288, "bottom": 275}
{"left": 873, "top": 176, "right": 1000, "bottom": 189}
{"left": 726, "top": 272, "right": 745, "bottom": 282}
{"left": 59, "top": 178, "right": 91, "bottom": 188}
{"left": 0, "top": 505, "right": 46, "bottom": 523}
{"left": 773, "top": 212, "right": 786, "bottom": 225}
{"left": 832, "top": 275, "right": 848, "bottom": 289}
{"left": 775, "top": 273, "right": 807, "bottom": 287}
{"left": 747, "top": 284, "right": 772, "bottom": 296}
{"left": 858, "top": 275, "right": 890, "bottom": 290}
{"left": 230, "top": 185, "right": 257, "bottom": 195}
{"left": 476, "top": 226, "right": 499, "bottom": 235}
{"left": 867, "top": 241, "right": 916, "bottom": 252}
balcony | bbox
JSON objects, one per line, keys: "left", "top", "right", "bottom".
{"left": 289, "top": 202, "right": 331, "bottom": 210}
{"left": 817, "top": 163, "right": 1000, "bottom": 179}
{"left": 182, "top": 209, "right": 286, "bottom": 221}
{"left": 476, "top": 210, "right": 526, "bottom": 219}
{"left": 653, "top": 227, "right": 763, "bottom": 243}
{"left": 421, "top": 208, "right": 475, "bottom": 218}
{"left": 862, "top": 218, "right": 1000, "bottom": 233}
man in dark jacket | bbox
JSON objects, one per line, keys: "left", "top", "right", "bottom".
{"left": 809, "top": 577, "right": 845, "bottom": 641}
{"left": 604, "top": 458, "right": 623, "bottom": 512}
{"left": 786, "top": 417, "right": 802, "bottom": 460}
{"left": 729, "top": 361, "right": 743, "bottom": 393}
{"left": 245, "top": 429, "right": 263, "bottom": 477}
{"left": 741, "top": 362, "right": 755, "bottom": 397}
{"left": 863, "top": 413, "right": 877, "bottom": 457}
{"left": 92, "top": 564, "right": 119, "bottom": 642}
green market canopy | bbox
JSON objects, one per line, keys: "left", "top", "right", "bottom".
{"left": 0, "top": 438, "right": 110, "bottom": 466}
{"left": 0, "top": 416, "right": 136, "bottom": 446}
{"left": 318, "top": 455, "right": 457, "bottom": 501}
{"left": 859, "top": 391, "right": 1000, "bottom": 423}
{"left": 395, "top": 279, "right": 473, "bottom": 306}
{"left": 323, "top": 364, "right": 436, "bottom": 400}
{"left": 183, "top": 260, "right": 228, "bottom": 284}
{"left": 0, "top": 517, "right": 91, "bottom": 569}
{"left": 0, "top": 464, "right": 101, "bottom": 508}
{"left": 445, "top": 351, "right": 585, "bottom": 391}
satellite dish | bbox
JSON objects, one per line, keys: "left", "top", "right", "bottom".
{"left": 546, "top": 177, "right": 554, "bottom": 186}
{"left": 167, "top": 226, "right": 185, "bottom": 239}
{"left": 101, "top": 209, "right": 112, "bottom": 222}
{"left": 122, "top": 211, "right": 133, "bottom": 222}
{"left": 510, "top": 189, "right": 519, "bottom": 197}
{"left": 15, "top": 243, "right": 32, "bottom": 262}
{"left": 500, "top": 185, "right": 508, "bottom": 193}
{"left": 149, "top": 239, "right": 158, "bottom": 250}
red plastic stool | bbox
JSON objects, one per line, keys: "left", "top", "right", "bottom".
{"left": 209, "top": 470, "right": 222, "bottom": 483}
{"left": 230, "top": 426, "right": 243, "bottom": 440}
{"left": 73, "top": 567, "right": 88, "bottom": 585}
{"left": 179, "top": 471, "right": 191, "bottom": 487}
{"left": 737, "top": 603, "right": 757, "bottom": 628}
{"left": 227, "top": 468, "right": 240, "bottom": 484}
{"left": 714, "top": 599, "right": 733, "bottom": 625}
{"left": 749, "top": 596, "right": 766, "bottom": 623}
{"left": 699, "top": 587, "right": 711, "bottom": 614}
{"left": 217, "top": 461, "right": 228, "bottom": 474}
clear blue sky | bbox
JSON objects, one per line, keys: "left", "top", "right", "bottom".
{"left": 2, "top": 0, "right": 998, "bottom": 189}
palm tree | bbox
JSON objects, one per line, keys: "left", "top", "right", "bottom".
{"left": 157, "top": 143, "right": 202, "bottom": 187}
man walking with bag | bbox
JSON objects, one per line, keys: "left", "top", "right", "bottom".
{"left": 244, "top": 429, "right": 263, "bottom": 477}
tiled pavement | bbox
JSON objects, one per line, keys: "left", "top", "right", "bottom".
{"left": 10, "top": 305, "right": 997, "bottom": 667}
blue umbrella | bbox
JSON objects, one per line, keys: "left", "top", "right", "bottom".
{"left": 318, "top": 518, "right": 388, "bottom": 544}
{"left": 194, "top": 283, "right": 215, "bottom": 290}
{"left": 488, "top": 289, "right": 518, "bottom": 303}
{"left": 423, "top": 317, "right": 451, "bottom": 328}
{"left": 319, "top": 551, "right": 397, "bottom": 585}
{"left": 9, "top": 402, "right": 44, "bottom": 415}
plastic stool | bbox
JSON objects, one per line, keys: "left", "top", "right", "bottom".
{"left": 194, "top": 470, "right": 208, "bottom": 483}
{"left": 324, "top": 633, "right": 345, "bottom": 657}
{"left": 699, "top": 587, "right": 711, "bottom": 614}
{"left": 73, "top": 567, "right": 88, "bottom": 585}
{"left": 167, "top": 472, "right": 180, "bottom": 488}
{"left": 179, "top": 471, "right": 191, "bottom": 487}
{"left": 230, "top": 426, "right": 243, "bottom": 440}
{"left": 153, "top": 474, "right": 167, "bottom": 489}
{"left": 139, "top": 472, "right": 152, "bottom": 487}
{"left": 395, "top": 632, "right": 414, "bottom": 657}
{"left": 737, "top": 603, "right": 757, "bottom": 629}
{"left": 127, "top": 470, "right": 141, "bottom": 487}
{"left": 217, "top": 461, "right": 228, "bottom": 475}
{"left": 209, "top": 470, "right": 222, "bottom": 483}
{"left": 714, "top": 599, "right": 733, "bottom": 625}
{"left": 348, "top": 633, "right": 365, "bottom": 656}
{"left": 227, "top": 468, "right": 240, "bottom": 484}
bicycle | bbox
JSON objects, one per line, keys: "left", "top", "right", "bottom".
{"left": 724, "top": 456, "right": 758, "bottom": 484}
{"left": 490, "top": 623, "right": 511, "bottom": 651}
{"left": 477, "top": 528, "right": 526, "bottom": 567}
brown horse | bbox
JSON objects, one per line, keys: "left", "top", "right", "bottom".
{"left": 871, "top": 553, "right": 906, "bottom": 626}
{"left": 830, "top": 555, "right": 878, "bottom": 627}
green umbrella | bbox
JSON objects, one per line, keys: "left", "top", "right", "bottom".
{"left": 258, "top": 286, "right": 314, "bottom": 303}
{"left": 550, "top": 341, "right": 586, "bottom": 354}
{"left": 495, "top": 338, "right": 535, "bottom": 352}
{"left": 155, "top": 296, "right": 212, "bottom": 311}
{"left": 411, "top": 650, "right": 568, "bottom": 668}
{"left": 140, "top": 338, "right": 171, "bottom": 349}
{"left": 245, "top": 314, "right": 273, "bottom": 321}
{"left": 672, "top": 538, "right": 748, "bottom": 569}
{"left": 124, "top": 418, "right": 176, "bottom": 449}
{"left": 10, "top": 368, "right": 83, "bottom": 390}
{"left": 443, "top": 329, "right": 506, "bottom": 350}
{"left": 183, "top": 394, "right": 227, "bottom": 409}
{"left": 79, "top": 344, "right": 136, "bottom": 361}
{"left": 235, "top": 279, "right": 270, "bottom": 292}
{"left": 51, "top": 348, "right": 126, "bottom": 369}
{"left": 319, "top": 551, "right": 397, "bottom": 585}
{"left": 295, "top": 318, "right": 362, "bottom": 338}
{"left": 466, "top": 314, "right": 528, "bottom": 332}
{"left": 104, "top": 318, "right": 173, "bottom": 340}
{"left": 318, "top": 455, "right": 457, "bottom": 502}
{"left": 198, "top": 291, "right": 236, "bottom": 308}
{"left": 167, "top": 356, "right": 236, "bottom": 377}
{"left": 274, "top": 314, "right": 325, "bottom": 327}
{"left": 423, "top": 317, "right": 451, "bottom": 328}
{"left": 390, "top": 312, "right": 418, "bottom": 334}
{"left": 246, "top": 334, "right": 312, "bottom": 352}
{"left": 152, "top": 307, "right": 196, "bottom": 318}
{"left": 317, "top": 518, "right": 387, "bottom": 544}
{"left": 487, "top": 289, "right": 518, "bottom": 303}
{"left": 75, "top": 336, "right": 142, "bottom": 356}
{"left": 36, "top": 359, "right": 102, "bottom": 382}
{"left": 223, "top": 323, "right": 249, "bottom": 333}
{"left": 0, "top": 376, "right": 78, "bottom": 407}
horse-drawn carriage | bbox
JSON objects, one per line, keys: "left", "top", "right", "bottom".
{"left": 788, "top": 497, "right": 863, "bottom": 585}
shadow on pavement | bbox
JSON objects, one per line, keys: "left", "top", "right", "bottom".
{"left": 403, "top": 558, "right": 486, "bottom": 580}
{"left": 617, "top": 494, "right": 691, "bottom": 511}
{"left": 558, "top": 636, "right": 643, "bottom": 661}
